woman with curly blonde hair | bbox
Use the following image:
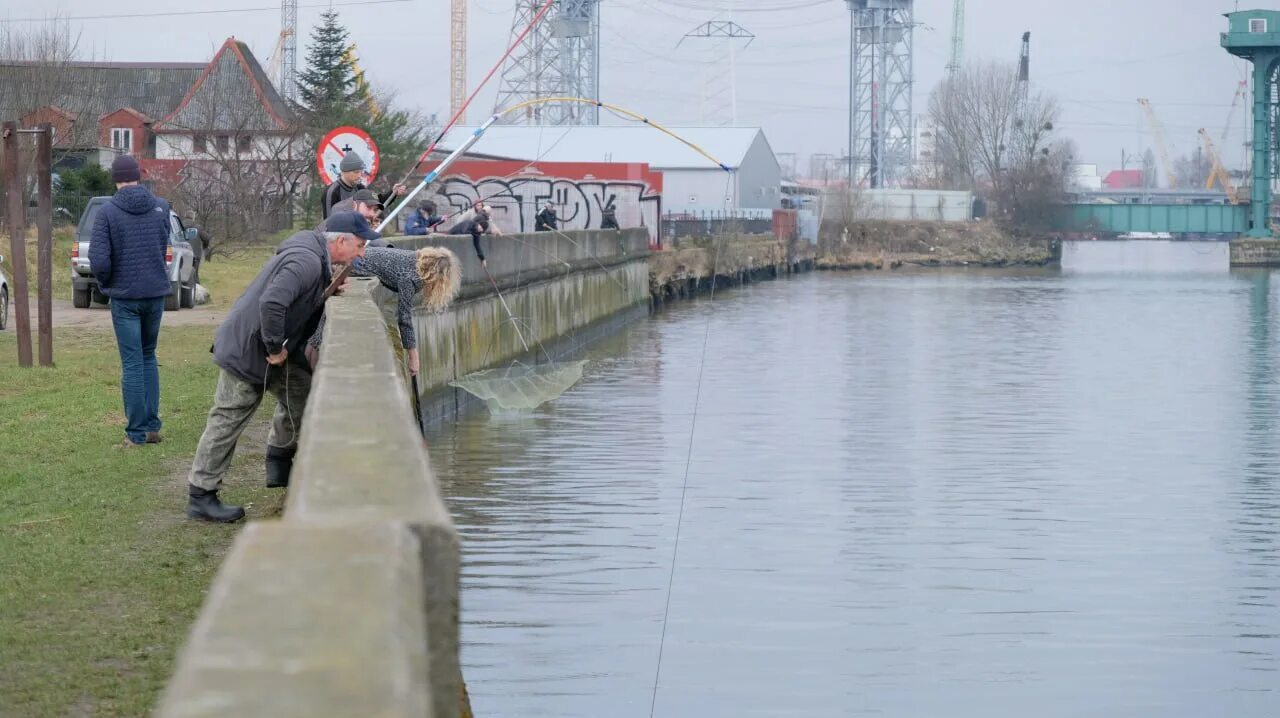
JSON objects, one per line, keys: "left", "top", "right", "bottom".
{"left": 307, "top": 245, "right": 462, "bottom": 377}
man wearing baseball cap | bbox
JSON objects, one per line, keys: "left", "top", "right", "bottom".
{"left": 185, "top": 211, "right": 377, "bottom": 522}
{"left": 321, "top": 188, "right": 382, "bottom": 226}
{"left": 321, "top": 151, "right": 406, "bottom": 220}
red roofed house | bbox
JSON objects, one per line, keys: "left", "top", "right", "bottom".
{"left": 1102, "top": 169, "right": 1145, "bottom": 190}
{"left": 1, "top": 38, "right": 294, "bottom": 180}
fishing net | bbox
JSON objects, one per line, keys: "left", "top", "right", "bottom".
{"left": 450, "top": 360, "right": 588, "bottom": 412}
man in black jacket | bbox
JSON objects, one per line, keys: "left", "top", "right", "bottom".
{"left": 321, "top": 151, "right": 406, "bottom": 220}
{"left": 184, "top": 212, "right": 377, "bottom": 522}
{"left": 534, "top": 201, "right": 558, "bottom": 231}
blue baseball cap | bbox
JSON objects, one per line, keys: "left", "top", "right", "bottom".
{"left": 323, "top": 211, "right": 381, "bottom": 242}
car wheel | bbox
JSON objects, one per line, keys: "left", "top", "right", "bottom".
{"left": 0, "top": 287, "right": 8, "bottom": 330}
{"left": 164, "top": 281, "right": 180, "bottom": 311}
{"left": 72, "top": 285, "right": 91, "bottom": 309}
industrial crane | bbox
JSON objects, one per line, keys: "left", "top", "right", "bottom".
{"left": 451, "top": 0, "right": 466, "bottom": 122}
{"left": 1199, "top": 128, "right": 1239, "bottom": 203}
{"left": 946, "top": 0, "right": 964, "bottom": 77}
{"left": 1138, "top": 98, "right": 1177, "bottom": 189}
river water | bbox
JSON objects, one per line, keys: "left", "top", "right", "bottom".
{"left": 426, "top": 241, "right": 1280, "bottom": 717}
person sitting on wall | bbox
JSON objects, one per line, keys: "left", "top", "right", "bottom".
{"left": 405, "top": 200, "right": 446, "bottom": 235}
{"left": 306, "top": 241, "right": 461, "bottom": 380}
{"left": 184, "top": 211, "right": 377, "bottom": 523}
{"left": 535, "top": 201, "right": 558, "bottom": 232}
{"left": 321, "top": 151, "right": 407, "bottom": 220}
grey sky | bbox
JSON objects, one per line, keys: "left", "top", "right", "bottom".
{"left": 3, "top": 0, "right": 1258, "bottom": 176}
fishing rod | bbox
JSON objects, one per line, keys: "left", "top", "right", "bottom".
{"left": 376, "top": 0, "right": 554, "bottom": 220}
{"left": 381, "top": 93, "right": 738, "bottom": 714}
{"left": 378, "top": 96, "right": 731, "bottom": 233}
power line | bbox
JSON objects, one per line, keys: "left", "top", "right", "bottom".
{"left": 644, "top": 0, "right": 830, "bottom": 12}
{"left": 0, "top": 0, "right": 411, "bottom": 24}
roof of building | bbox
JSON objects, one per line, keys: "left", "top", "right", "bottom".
{"left": 1102, "top": 169, "right": 1145, "bottom": 189}
{"left": 435, "top": 125, "right": 770, "bottom": 169}
{"left": 0, "top": 39, "right": 290, "bottom": 141}
{"left": 156, "top": 39, "right": 292, "bottom": 132}
{"left": 0, "top": 61, "right": 205, "bottom": 130}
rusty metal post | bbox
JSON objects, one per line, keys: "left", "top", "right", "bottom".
{"left": 3, "top": 122, "right": 33, "bottom": 367}
{"left": 36, "top": 123, "right": 53, "bottom": 366}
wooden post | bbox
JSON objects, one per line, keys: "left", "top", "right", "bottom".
{"left": 36, "top": 124, "right": 53, "bottom": 367}
{"left": 3, "top": 122, "right": 33, "bottom": 367}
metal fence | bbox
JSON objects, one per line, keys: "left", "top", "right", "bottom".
{"left": 661, "top": 210, "right": 773, "bottom": 240}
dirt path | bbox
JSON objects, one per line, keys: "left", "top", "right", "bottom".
{"left": 18, "top": 300, "right": 228, "bottom": 329}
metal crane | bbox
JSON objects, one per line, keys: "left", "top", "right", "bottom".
{"left": 451, "top": 0, "right": 466, "bottom": 123}
{"left": 1200, "top": 128, "right": 1239, "bottom": 203}
{"left": 946, "top": 0, "right": 964, "bottom": 76}
{"left": 1138, "top": 98, "right": 1177, "bottom": 189}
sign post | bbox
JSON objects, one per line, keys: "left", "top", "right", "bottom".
{"left": 316, "top": 126, "right": 380, "bottom": 186}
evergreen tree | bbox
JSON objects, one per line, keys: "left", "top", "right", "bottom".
{"left": 297, "top": 10, "right": 357, "bottom": 127}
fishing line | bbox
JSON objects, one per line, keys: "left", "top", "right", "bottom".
{"left": 386, "top": 0, "right": 556, "bottom": 195}
{"left": 649, "top": 168, "right": 736, "bottom": 718}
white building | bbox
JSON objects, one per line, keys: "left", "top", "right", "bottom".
{"left": 1070, "top": 163, "right": 1103, "bottom": 191}
{"left": 435, "top": 125, "right": 782, "bottom": 218}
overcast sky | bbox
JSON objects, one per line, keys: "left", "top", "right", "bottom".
{"left": 1, "top": 0, "right": 1260, "bottom": 176}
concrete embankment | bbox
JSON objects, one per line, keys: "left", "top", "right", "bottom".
{"left": 157, "top": 281, "right": 464, "bottom": 718}
{"left": 817, "top": 220, "right": 1058, "bottom": 269}
{"left": 649, "top": 233, "right": 818, "bottom": 305}
{"left": 392, "top": 229, "right": 652, "bottom": 425}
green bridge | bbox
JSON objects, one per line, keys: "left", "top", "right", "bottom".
{"left": 1056, "top": 9, "right": 1278, "bottom": 239}
{"left": 1056, "top": 203, "right": 1250, "bottom": 235}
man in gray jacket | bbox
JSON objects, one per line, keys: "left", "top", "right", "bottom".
{"left": 185, "top": 212, "right": 377, "bottom": 522}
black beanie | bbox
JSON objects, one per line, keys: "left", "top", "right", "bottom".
{"left": 111, "top": 154, "right": 141, "bottom": 183}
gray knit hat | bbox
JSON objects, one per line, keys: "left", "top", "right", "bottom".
{"left": 339, "top": 152, "right": 365, "bottom": 173}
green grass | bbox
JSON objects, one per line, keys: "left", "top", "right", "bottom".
{"left": 0, "top": 241, "right": 283, "bottom": 717}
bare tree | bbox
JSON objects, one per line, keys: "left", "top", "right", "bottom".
{"left": 154, "top": 53, "right": 309, "bottom": 254}
{"left": 928, "top": 61, "right": 1073, "bottom": 228}
{"left": 1173, "top": 150, "right": 1214, "bottom": 190}
{"left": 0, "top": 18, "right": 93, "bottom": 152}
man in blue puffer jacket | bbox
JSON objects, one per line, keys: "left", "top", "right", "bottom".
{"left": 89, "top": 155, "right": 172, "bottom": 447}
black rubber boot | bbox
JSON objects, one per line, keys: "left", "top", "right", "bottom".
{"left": 265, "top": 445, "right": 296, "bottom": 489}
{"left": 186, "top": 486, "right": 246, "bottom": 523}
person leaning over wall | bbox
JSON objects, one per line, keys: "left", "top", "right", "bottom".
{"left": 306, "top": 235, "right": 462, "bottom": 379}
{"left": 184, "top": 211, "right": 377, "bottom": 523}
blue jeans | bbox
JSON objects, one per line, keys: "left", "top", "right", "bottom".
{"left": 110, "top": 297, "right": 165, "bottom": 444}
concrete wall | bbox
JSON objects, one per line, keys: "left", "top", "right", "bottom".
{"left": 157, "top": 282, "right": 463, "bottom": 718}
{"left": 857, "top": 189, "right": 974, "bottom": 222}
{"left": 1231, "top": 239, "right": 1280, "bottom": 266}
{"left": 389, "top": 229, "right": 651, "bottom": 424}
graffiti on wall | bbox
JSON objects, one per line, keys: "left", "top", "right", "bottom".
{"left": 416, "top": 160, "right": 663, "bottom": 242}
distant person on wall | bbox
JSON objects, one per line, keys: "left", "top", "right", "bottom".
{"left": 451, "top": 200, "right": 503, "bottom": 235}
{"left": 89, "top": 155, "right": 173, "bottom": 448}
{"left": 450, "top": 216, "right": 493, "bottom": 267}
{"left": 535, "top": 201, "right": 558, "bottom": 232}
{"left": 321, "top": 151, "right": 407, "bottom": 219}
{"left": 306, "top": 241, "right": 462, "bottom": 379}
{"left": 404, "top": 200, "right": 446, "bottom": 235}
{"left": 600, "top": 206, "right": 620, "bottom": 230}
{"left": 184, "top": 212, "right": 375, "bottom": 523}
